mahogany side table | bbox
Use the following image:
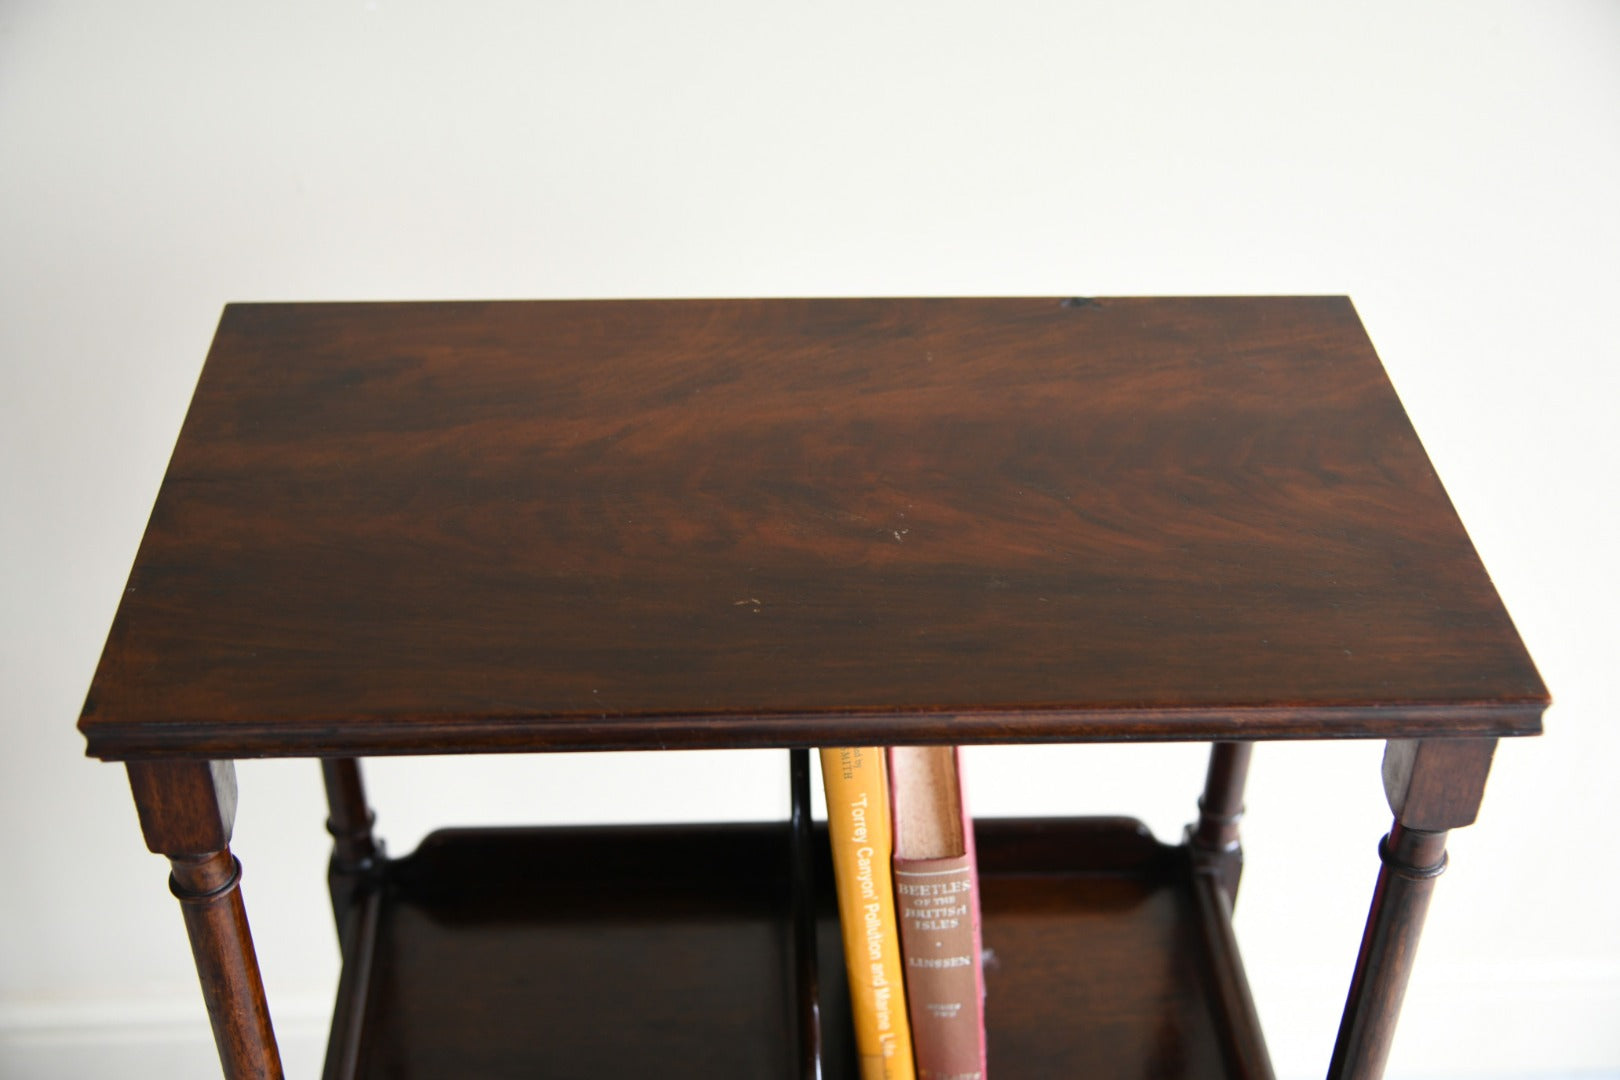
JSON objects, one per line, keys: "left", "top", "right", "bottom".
{"left": 79, "top": 297, "right": 1546, "bottom": 1079}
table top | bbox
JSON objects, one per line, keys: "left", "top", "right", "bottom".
{"left": 79, "top": 297, "right": 1546, "bottom": 760}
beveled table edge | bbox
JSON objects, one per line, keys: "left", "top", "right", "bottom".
{"left": 83, "top": 700, "right": 1546, "bottom": 761}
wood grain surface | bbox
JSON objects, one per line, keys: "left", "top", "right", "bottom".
{"left": 333, "top": 818, "right": 1265, "bottom": 1079}
{"left": 79, "top": 297, "right": 1546, "bottom": 758}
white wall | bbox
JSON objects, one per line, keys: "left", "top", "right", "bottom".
{"left": 2, "top": 2, "right": 1616, "bottom": 1077}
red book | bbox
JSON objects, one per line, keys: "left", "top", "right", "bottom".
{"left": 889, "top": 747, "right": 988, "bottom": 1080}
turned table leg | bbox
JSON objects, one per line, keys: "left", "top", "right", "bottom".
{"left": 321, "top": 758, "right": 382, "bottom": 930}
{"left": 787, "top": 748, "right": 823, "bottom": 1080}
{"left": 127, "top": 760, "right": 284, "bottom": 1080}
{"left": 1188, "top": 740, "right": 1254, "bottom": 905}
{"left": 1328, "top": 737, "right": 1497, "bottom": 1080}
{"left": 1185, "top": 741, "right": 1274, "bottom": 1078}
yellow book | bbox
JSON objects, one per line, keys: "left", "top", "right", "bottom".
{"left": 820, "top": 746, "right": 916, "bottom": 1080}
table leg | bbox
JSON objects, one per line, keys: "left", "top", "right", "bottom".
{"left": 321, "top": 758, "right": 382, "bottom": 930}
{"left": 787, "top": 748, "right": 823, "bottom": 1080}
{"left": 1188, "top": 740, "right": 1253, "bottom": 904}
{"left": 1327, "top": 737, "right": 1497, "bottom": 1080}
{"left": 126, "top": 760, "right": 284, "bottom": 1080}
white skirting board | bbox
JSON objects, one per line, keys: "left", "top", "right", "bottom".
{"left": 1, "top": 976, "right": 1615, "bottom": 1080}
{"left": 0, "top": 996, "right": 328, "bottom": 1080}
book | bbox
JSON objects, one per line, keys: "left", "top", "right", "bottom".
{"left": 820, "top": 747, "right": 917, "bottom": 1080}
{"left": 889, "top": 746, "right": 987, "bottom": 1080}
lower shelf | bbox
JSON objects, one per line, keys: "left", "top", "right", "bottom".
{"left": 323, "top": 817, "right": 1272, "bottom": 1079}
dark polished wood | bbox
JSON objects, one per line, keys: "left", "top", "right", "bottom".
{"left": 323, "top": 759, "right": 379, "bottom": 868}
{"left": 341, "top": 822, "right": 821, "bottom": 1079}
{"left": 127, "top": 759, "right": 237, "bottom": 854}
{"left": 1191, "top": 867, "right": 1275, "bottom": 1080}
{"left": 1189, "top": 741, "right": 1253, "bottom": 903}
{"left": 1380, "top": 737, "right": 1497, "bottom": 831}
{"left": 1330, "top": 738, "right": 1497, "bottom": 1080}
{"left": 321, "top": 758, "right": 382, "bottom": 928}
{"left": 81, "top": 298, "right": 1546, "bottom": 760}
{"left": 326, "top": 818, "right": 1267, "bottom": 1079}
{"left": 126, "top": 761, "right": 283, "bottom": 1080}
{"left": 84, "top": 298, "right": 1546, "bottom": 1079}
{"left": 322, "top": 885, "right": 381, "bottom": 1080}
{"left": 788, "top": 749, "right": 823, "bottom": 1080}
{"left": 170, "top": 851, "right": 284, "bottom": 1080}
{"left": 1329, "top": 824, "right": 1450, "bottom": 1080}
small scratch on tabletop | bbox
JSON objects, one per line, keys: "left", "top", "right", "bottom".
{"left": 734, "top": 598, "right": 763, "bottom": 613}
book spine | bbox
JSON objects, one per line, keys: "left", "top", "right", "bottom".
{"left": 820, "top": 747, "right": 917, "bottom": 1080}
{"left": 891, "top": 747, "right": 987, "bottom": 1080}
